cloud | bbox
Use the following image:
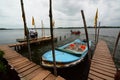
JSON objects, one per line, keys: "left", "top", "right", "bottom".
{"left": 0, "top": 0, "right": 120, "bottom": 28}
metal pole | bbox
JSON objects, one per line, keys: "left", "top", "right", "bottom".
{"left": 49, "top": 0, "right": 57, "bottom": 76}
{"left": 20, "top": 0, "right": 32, "bottom": 60}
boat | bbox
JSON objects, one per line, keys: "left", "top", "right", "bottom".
{"left": 70, "top": 30, "right": 81, "bottom": 35}
{"left": 41, "top": 39, "right": 92, "bottom": 68}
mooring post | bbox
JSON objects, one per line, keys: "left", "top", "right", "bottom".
{"left": 60, "top": 36, "right": 62, "bottom": 41}
{"left": 15, "top": 46, "right": 17, "bottom": 51}
{"left": 97, "top": 22, "right": 100, "bottom": 43}
{"left": 49, "top": 0, "right": 57, "bottom": 76}
{"left": 20, "top": 0, "right": 32, "bottom": 60}
{"left": 113, "top": 31, "right": 120, "bottom": 58}
{"left": 64, "top": 35, "right": 66, "bottom": 39}
{"left": 81, "top": 10, "right": 91, "bottom": 60}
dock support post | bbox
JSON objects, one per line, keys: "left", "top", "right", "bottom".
{"left": 49, "top": 0, "right": 57, "bottom": 76}
{"left": 64, "top": 35, "right": 66, "bottom": 39}
{"left": 81, "top": 10, "right": 90, "bottom": 60}
{"left": 113, "top": 31, "right": 120, "bottom": 58}
{"left": 60, "top": 36, "right": 61, "bottom": 41}
{"left": 15, "top": 46, "right": 17, "bottom": 51}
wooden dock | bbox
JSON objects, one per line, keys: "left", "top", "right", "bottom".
{"left": 0, "top": 45, "right": 64, "bottom": 80}
{"left": 88, "top": 40, "right": 117, "bottom": 80}
{"left": 8, "top": 37, "right": 57, "bottom": 51}
{"left": 9, "top": 37, "right": 57, "bottom": 47}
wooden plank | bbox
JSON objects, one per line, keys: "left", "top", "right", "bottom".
{"left": 14, "top": 61, "right": 32, "bottom": 70}
{"left": 88, "top": 73, "right": 103, "bottom": 80}
{"left": 5, "top": 55, "right": 21, "bottom": 60}
{"left": 92, "top": 58, "right": 114, "bottom": 64}
{"left": 4, "top": 53, "right": 20, "bottom": 57}
{"left": 91, "top": 61, "right": 116, "bottom": 71}
{"left": 7, "top": 55, "right": 22, "bottom": 59}
{"left": 9, "top": 57, "right": 27, "bottom": 64}
{"left": 93, "top": 53, "right": 112, "bottom": 57}
{"left": 92, "top": 59, "right": 115, "bottom": 68}
{"left": 89, "top": 70, "right": 114, "bottom": 80}
{"left": 17, "top": 63, "right": 37, "bottom": 73}
{"left": 93, "top": 54, "right": 112, "bottom": 59}
{"left": 8, "top": 58, "right": 28, "bottom": 65}
{"left": 92, "top": 58, "right": 114, "bottom": 65}
{"left": 22, "top": 68, "right": 45, "bottom": 80}
{"left": 31, "top": 70, "right": 51, "bottom": 80}
{"left": 90, "top": 67, "right": 115, "bottom": 78}
{"left": 4, "top": 50, "right": 17, "bottom": 54}
{"left": 91, "top": 64, "right": 116, "bottom": 74}
{"left": 92, "top": 56, "right": 113, "bottom": 62}
{"left": 19, "top": 65, "right": 40, "bottom": 77}
{"left": 55, "top": 76, "right": 65, "bottom": 80}
{"left": 44, "top": 74, "right": 56, "bottom": 80}
{"left": 9, "top": 59, "right": 29, "bottom": 67}
{"left": 8, "top": 37, "right": 53, "bottom": 47}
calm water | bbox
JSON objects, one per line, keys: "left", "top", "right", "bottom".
{"left": 0, "top": 28, "right": 119, "bottom": 44}
{"left": 0, "top": 28, "right": 119, "bottom": 60}
{"left": 0, "top": 28, "right": 119, "bottom": 57}
{"left": 0, "top": 29, "right": 70, "bottom": 44}
{"left": 0, "top": 28, "right": 120, "bottom": 79}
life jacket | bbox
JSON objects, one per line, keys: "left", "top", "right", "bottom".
{"left": 70, "top": 44, "right": 75, "bottom": 48}
{"left": 80, "top": 45, "right": 86, "bottom": 51}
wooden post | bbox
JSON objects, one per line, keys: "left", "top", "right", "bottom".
{"left": 60, "top": 36, "right": 62, "bottom": 41}
{"left": 41, "top": 20, "right": 45, "bottom": 38}
{"left": 15, "top": 46, "right": 17, "bottom": 51}
{"left": 64, "top": 35, "right": 66, "bottom": 39}
{"left": 113, "top": 31, "right": 120, "bottom": 58}
{"left": 49, "top": 0, "right": 57, "bottom": 76}
{"left": 94, "top": 9, "right": 98, "bottom": 44}
{"left": 81, "top": 10, "right": 89, "bottom": 50}
{"left": 81, "top": 10, "right": 90, "bottom": 59}
{"left": 95, "top": 26, "right": 97, "bottom": 44}
{"left": 20, "top": 0, "right": 32, "bottom": 60}
{"left": 97, "top": 22, "right": 100, "bottom": 43}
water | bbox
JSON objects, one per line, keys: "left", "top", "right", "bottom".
{"left": 0, "top": 28, "right": 119, "bottom": 57}
{"left": 0, "top": 28, "right": 120, "bottom": 79}
{"left": 0, "top": 28, "right": 119, "bottom": 44}
{"left": 0, "top": 29, "right": 70, "bottom": 45}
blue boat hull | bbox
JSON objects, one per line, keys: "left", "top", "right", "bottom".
{"left": 42, "top": 39, "right": 91, "bottom": 68}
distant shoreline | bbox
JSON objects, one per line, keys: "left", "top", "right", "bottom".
{"left": 0, "top": 26, "right": 120, "bottom": 30}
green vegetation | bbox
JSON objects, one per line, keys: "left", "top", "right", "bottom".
{"left": 0, "top": 50, "right": 4, "bottom": 58}
{"left": 0, "top": 50, "right": 7, "bottom": 74}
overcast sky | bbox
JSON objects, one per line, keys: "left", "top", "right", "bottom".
{"left": 0, "top": 0, "right": 120, "bottom": 28}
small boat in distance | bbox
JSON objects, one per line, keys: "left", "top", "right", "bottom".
{"left": 70, "top": 30, "right": 81, "bottom": 35}
{"left": 41, "top": 39, "right": 92, "bottom": 68}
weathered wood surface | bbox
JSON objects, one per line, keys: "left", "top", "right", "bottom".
{"left": 0, "top": 45, "right": 64, "bottom": 80}
{"left": 88, "top": 40, "right": 116, "bottom": 80}
{"left": 8, "top": 37, "right": 57, "bottom": 47}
